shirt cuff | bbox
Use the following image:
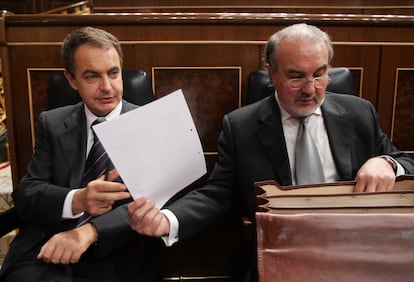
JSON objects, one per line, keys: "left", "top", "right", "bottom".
{"left": 395, "top": 160, "right": 405, "bottom": 177}
{"left": 380, "top": 155, "right": 405, "bottom": 176}
{"left": 160, "top": 209, "right": 179, "bottom": 247}
{"left": 62, "top": 189, "right": 84, "bottom": 219}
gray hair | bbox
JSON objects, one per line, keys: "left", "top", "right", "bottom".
{"left": 264, "top": 23, "right": 333, "bottom": 69}
{"left": 60, "top": 26, "right": 123, "bottom": 78}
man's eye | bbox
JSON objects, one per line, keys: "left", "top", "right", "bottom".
{"left": 108, "top": 70, "right": 120, "bottom": 78}
{"left": 85, "top": 74, "right": 98, "bottom": 81}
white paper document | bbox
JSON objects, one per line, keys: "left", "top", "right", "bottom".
{"left": 93, "top": 89, "right": 207, "bottom": 208}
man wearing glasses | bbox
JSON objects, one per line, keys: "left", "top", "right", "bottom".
{"left": 128, "top": 23, "right": 414, "bottom": 282}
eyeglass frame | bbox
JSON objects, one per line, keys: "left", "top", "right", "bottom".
{"left": 286, "top": 75, "right": 331, "bottom": 90}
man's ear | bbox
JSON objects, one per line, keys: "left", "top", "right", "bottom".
{"left": 265, "top": 63, "right": 273, "bottom": 74}
{"left": 266, "top": 63, "right": 277, "bottom": 84}
{"left": 63, "top": 70, "right": 78, "bottom": 91}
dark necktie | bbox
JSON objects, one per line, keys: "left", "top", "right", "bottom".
{"left": 78, "top": 119, "right": 109, "bottom": 226}
{"left": 80, "top": 119, "right": 109, "bottom": 187}
{"left": 295, "top": 116, "right": 326, "bottom": 185}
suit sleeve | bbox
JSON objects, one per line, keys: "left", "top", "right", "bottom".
{"left": 368, "top": 101, "right": 414, "bottom": 174}
{"left": 14, "top": 112, "right": 70, "bottom": 229}
{"left": 167, "top": 114, "right": 239, "bottom": 241}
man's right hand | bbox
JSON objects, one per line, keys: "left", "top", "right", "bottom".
{"left": 72, "top": 175, "right": 130, "bottom": 216}
{"left": 128, "top": 197, "right": 170, "bottom": 237}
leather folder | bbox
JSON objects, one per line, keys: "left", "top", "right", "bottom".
{"left": 255, "top": 175, "right": 414, "bottom": 282}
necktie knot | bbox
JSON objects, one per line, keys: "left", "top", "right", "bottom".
{"left": 298, "top": 115, "right": 310, "bottom": 125}
{"left": 93, "top": 118, "right": 106, "bottom": 125}
{"left": 91, "top": 118, "right": 105, "bottom": 143}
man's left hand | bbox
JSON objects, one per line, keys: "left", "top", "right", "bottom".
{"left": 37, "top": 223, "right": 98, "bottom": 264}
{"left": 354, "top": 157, "right": 396, "bottom": 192}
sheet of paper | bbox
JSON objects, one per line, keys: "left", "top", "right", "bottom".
{"left": 93, "top": 89, "right": 207, "bottom": 208}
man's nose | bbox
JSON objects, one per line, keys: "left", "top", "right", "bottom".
{"left": 99, "top": 76, "right": 111, "bottom": 91}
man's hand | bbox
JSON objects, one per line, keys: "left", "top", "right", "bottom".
{"left": 354, "top": 157, "right": 396, "bottom": 192}
{"left": 37, "top": 223, "right": 98, "bottom": 264}
{"left": 72, "top": 172, "right": 130, "bottom": 216}
{"left": 128, "top": 197, "right": 170, "bottom": 237}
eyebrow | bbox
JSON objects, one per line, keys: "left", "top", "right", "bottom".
{"left": 82, "top": 69, "right": 99, "bottom": 77}
{"left": 286, "top": 65, "right": 329, "bottom": 76}
{"left": 82, "top": 66, "right": 121, "bottom": 77}
{"left": 107, "top": 66, "right": 121, "bottom": 73}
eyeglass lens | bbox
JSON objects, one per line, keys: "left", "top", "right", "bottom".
{"left": 288, "top": 76, "right": 329, "bottom": 89}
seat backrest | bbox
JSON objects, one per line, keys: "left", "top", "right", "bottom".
{"left": 47, "top": 70, "right": 154, "bottom": 110}
{"left": 245, "top": 67, "right": 354, "bottom": 106}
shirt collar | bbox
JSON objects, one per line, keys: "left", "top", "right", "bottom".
{"left": 84, "top": 100, "right": 123, "bottom": 129}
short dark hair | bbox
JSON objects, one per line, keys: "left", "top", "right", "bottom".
{"left": 60, "top": 26, "right": 123, "bottom": 78}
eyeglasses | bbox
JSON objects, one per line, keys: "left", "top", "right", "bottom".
{"left": 287, "top": 75, "right": 330, "bottom": 90}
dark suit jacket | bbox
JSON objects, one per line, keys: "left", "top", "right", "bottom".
{"left": 0, "top": 100, "right": 162, "bottom": 282}
{"left": 167, "top": 93, "right": 414, "bottom": 282}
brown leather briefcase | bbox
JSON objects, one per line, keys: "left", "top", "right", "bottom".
{"left": 255, "top": 176, "right": 414, "bottom": 282}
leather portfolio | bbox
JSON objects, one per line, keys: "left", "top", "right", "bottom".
{"left": 255, "top": 175, "right": 414, "bottom": 282}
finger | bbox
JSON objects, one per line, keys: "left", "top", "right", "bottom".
{"left": 60, "top": 251, "right": 72, "bottom": 264}
{"left": 50, "top": 246, "right": 65, "bottom": 264}
{"left": 139, "top": 204, "right": 161, "bottom": 227}
{"left": 107, "top": 168, "right": 120, "bottom": 182}
{"left": 69, "top": 251, "right": 82, "bottom": 264}
{"left": 95, "top": 191, "right": 131, "bottom": 202}
{"left": 133, "top": 201, "right": 157, "bottom": 227}
{"left": 128, "top": 197, "right": 147, "bottom": 213}
{"left": 364, "top": 183, "right": 377, "bottom": 193}
{"left": 128, "top": 200, "right": 154, "bottom": 227}
{"left": 138, "top": 208, "right": 169, "bottom": 236}
{"left": 94, "top": 181, "right": 127, "bottom": 192}
{"left": 374, "top": 178, "right": 393, "bottom": 192}
{"left": 99, "top": 189, "right": 130, "bottom": 199}
{"left": 385, "top": 182, "right": 395, "bottom": 191}
{"left": 353, "top": 180, "right": 365, "bottom": 193}
{"left": 37, "top": 241, "right": 53, "bottom": 263}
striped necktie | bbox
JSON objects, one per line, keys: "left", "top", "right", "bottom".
{"left": 80, "top": 119, "right": 109, "bottom": 187}
{"left": 77, "top": 119, "right": 109, "bottom": 226}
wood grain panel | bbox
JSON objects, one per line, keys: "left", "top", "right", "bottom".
{"left": 5, "top": 0, "right": 414, "bottom": 14}
{"left": 391, "top": 69, "right": 414, "bottom": 154}
{"left": 92, "top": 0, "right": 414, "bottom": 8}
{"left": 153, "top": 67, "right": 241, "bottom": 152}
{"left": 378, "top": 46, "right": 414, "bottom": 138}
{"left": 27, "top": 68, "right": 61, "bottom": 145}
{"left": 330, "top": 45, "right": 380, "bottom": 106}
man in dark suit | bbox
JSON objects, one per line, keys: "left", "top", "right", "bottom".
{"left": 0, "top": 27, "right": 162, "bottom": 282}
{"left": 128, "top": 23, "right": 414, "bottom": 281}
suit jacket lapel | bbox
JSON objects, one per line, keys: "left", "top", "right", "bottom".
{"left": 58, "top": 104, "right": 87, "bottom": 187}
{"left": 257, "top": 96, "right": 292, "bottom": 186}
{"left": 322, "top": 95, "right": 354, "bottom": 180}
{"left": 121, "top": 99, "right": 139, "bottom": 113}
